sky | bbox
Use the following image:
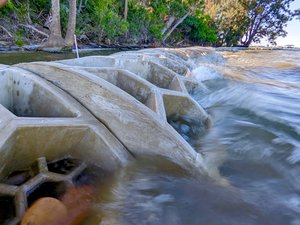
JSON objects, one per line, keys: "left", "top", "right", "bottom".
{"left": 276, "top": 1, "right": 300, "bottom": 47}
{"left": 252, "top": 1, "right": 300, "bottom": 47}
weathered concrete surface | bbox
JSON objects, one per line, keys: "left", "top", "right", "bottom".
{"left": 0, "top": 47, "right": 213, "bottom": 172}
{"left": 0, "top": 47, "right": 216, "bottom": 224}
{"left": 0, "top": 66, "right": 134, "bottom": 224}
{"left": 18, "top": 47, "right": 212, "bottom": 168}
{"left": 18, "top": 62, "right": 207, "bottom": 171}
{"left": 0, "top": 67, "right": 131, "bottom": 176}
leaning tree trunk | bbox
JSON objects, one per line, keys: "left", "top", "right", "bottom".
{"left": 162, "top": 6, "right": 195, "bottom": 43}
{"left": 44, "top": 0, "right": 64, "bottom": 48}
{"left": 64, "top": 0, "right": 77, "bottom": 47}
{"left": 162, "top": 16, "right": 176, "bottom": 35}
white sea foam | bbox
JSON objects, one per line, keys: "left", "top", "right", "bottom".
{"left": 191, "top": 66, "right": 223, "bottom": 81}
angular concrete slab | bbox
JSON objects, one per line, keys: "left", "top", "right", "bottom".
{"left": 2, "top": 49, "right": 217, "bottom": 169}
{"left": 18, "top": 62, "right": 204, "bottom": 171}
{"left": 0, "top": 68, "right": 78, "bottom": 118}
{"left": 0, "top": 65, "right": 135, "bottom": 224}
{"left": 0, "top": 67, "right": 131, "bottom": 175}
{"left": 0, "top": 47, "right": 220, "bottom": 224}
{"left": 14, "top": 48, "right": 214, "bottom": 173}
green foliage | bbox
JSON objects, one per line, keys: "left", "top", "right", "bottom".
{"left": 15, "top": 31, "right": 25, "bottom": 46}
{"left": 169, "top": 0, "right": 189, "bottom": 17}
{"left": 207, "top": 0, "right": 297, "bottom": 46}
{"left": 126, "top": 0, "right": 205, "bottom": 43}
{"left": 0, "top": 1, "right": 14, "bottom": 16}
{"left": 183, "top": 13, "right": 217, "bottom": 44}
{"left": 15, "top": 38, "right": 25, "bottom": 47}
{"left": 1, "top": 0, "right": 298, "bottom": 47}
{"left": 60, "top": 0, "right": 70, "bottom": 36}
{"left": 207, "top": 0, "right": 249, "bottom": 46}
{"left": 126, "top": 1, "right": 164, "bottom": 43}
{"left": 242, "top": 0, "right": 295, "bottom": 46}
{"left": 90, "top": 0, "right": 128, "bottom": 39}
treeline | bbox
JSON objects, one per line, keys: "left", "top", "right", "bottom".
{"left": 0, "top": 0, "right": 299, "bottom": 48}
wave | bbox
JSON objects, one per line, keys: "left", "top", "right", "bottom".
{"left": 191, "top": 66, "right": 223, "bottom": 81}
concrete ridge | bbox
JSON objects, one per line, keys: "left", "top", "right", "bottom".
{"left": 0, "top": 47, "right": 218, "bottom": 224}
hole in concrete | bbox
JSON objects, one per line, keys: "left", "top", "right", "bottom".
{"left": 0, "top": 124, "right": 127, "bottom": 223}
{"left": 147, "top": 70, "right": 173, "bottom": 89}
{"left": 84, "top": 68, "right": 152, "bottom": 106}
{"left": 26, "top": 181, "right": 67, "bottom": 206}
{"left": 48, "top": 157, "right": 81, "bottom": 175}
{"left": 0, "top": 71, "right": 77, "bottom": 117}
{"left": 1, "top": 160, "right": 39, "bottom": 186}
{"left": 2, "top": 169, "right": 37, "bottom": 186}
{"left": 116, "top": 72, "right": 152, "bottom": 105}
{"left": 0, "top": 195, "right": 15, "bottom": 224}
{"left": 72, "top": 165, "right": 109, "bottom": 186}
{"left": 168, "top": 77, "right": 184, "bottom": 92}
{"left": 87, "top": 58, "right": 176, "bottom": 90}
{"left": 0, "top": 126, "right": 124, "bottom": 180}
{"left": 163, "top": 94, "right": 208, "bottom": 141}
{"left": 119, "top": 60, "right": 175, "bottom": 89}
{"left": 167, "top": 115, "right": 206, "bottom": 141}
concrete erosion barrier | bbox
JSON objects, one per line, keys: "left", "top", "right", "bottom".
{"left": 0, "top": 47, "right": 212, "bottom": 224}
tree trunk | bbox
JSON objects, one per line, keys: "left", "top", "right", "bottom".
{"left": 44, "top": 0, "right": 64, "bottom": 47}
{"left": 242, "top": 34, "right": 254, "bottom": 47}
{"left": 26, "top": 0, "right": 32, "bottom": 24}
{"left": 19, "top": 24, "right": 49, "bottom": 37}
{"left": 78, "top": 0, "right": 82, "bottom": 14}
{"left": 162, "top": 16, "right": 176, "bottom": 35}
{"left": 124, "top": 0, "right": 128, "bottom": 20}
{"left": 65, "top": 0, "right": 77, "bottom": 47}
{"left": 162, "top": 6, "right": 195, "bottom": 43}
{"left": 0, "top": 25, "right": 13, "bottom": 38}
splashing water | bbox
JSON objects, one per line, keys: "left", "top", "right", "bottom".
{"left": 6, "top": 48, "right": 298, "bottom": 225}
{"left": 84, "top": 49, "right": 300, "bottom": 225}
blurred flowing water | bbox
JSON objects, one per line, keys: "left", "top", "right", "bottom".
{"left": 2, "top": 49, "right": 300, "bottom": 225}
{"left": 94, "top": 49, "right": 300, "bottom": 225}
{"left": 192, "top": 49, "right": 300, "bottom": 225}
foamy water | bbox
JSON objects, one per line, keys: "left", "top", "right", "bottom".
{"left": 89, "top": 49, "right": 300, "bottom": 225}
{"left": 2, "top": 48, "right": 299, "bottom": 225}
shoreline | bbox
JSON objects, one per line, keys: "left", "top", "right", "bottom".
{"left": 1, "top": 44, "right": 299, "bottom": 54}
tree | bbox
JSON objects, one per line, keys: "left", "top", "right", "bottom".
{"left": 183, "top": 11, "right": 217, "bottom": 45}
{"left": 44, "top": 0, "right": 77, "bottom": 48}
{"left": 87, "top": 0, "right": 128, "bottom": 42}
{"left": 241, "top": 0, "right": 295, "bottom": 46}
{"left": 65, "top": 0, "right": 77, "bottom": 46}
{"left": 124, "top": 0, "right": 128, "bottom": 20}
{"left": 293, "top": 8, "right": 300, "bottom": 20}
{"left": 162, "top": 6, "right": 196, "bottom": 43}
{"left": 132, "top": 0, "right": 204, "bottom": 43}
{"left": 212, "top": 0, "right": 249, "bottom": 46}
{"left": 45, "top": 0, "right": 64, "bottom": 47}
{"left": 207, "top": 0, "right": 297, "bottom": 47}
